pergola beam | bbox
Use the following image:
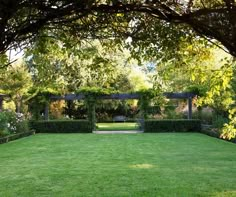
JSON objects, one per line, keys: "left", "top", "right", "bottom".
{"left": 50, "top": 92, "right": 196, "bottom": 100}
{"left": 50, "top": 93, "right": 140, "bottom": 100}
{"left": 163, "top": 92, "right": 196, "bottom": 99}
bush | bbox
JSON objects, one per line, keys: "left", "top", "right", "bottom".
{"left": 200, "top": 129, "right": 220, "bottom": 138}
{"left": 0, "top": 111, "right": 29, "bottom": 137}
{"left": 144, "top": 119, "right": 201, "bottom": 133}
{"left": 29, "top": 120, "right": 92, "bottom": 133}
{"left": 212, "top": 114, "right": 228, "bottom": 129}
{"left": 192, "top": 108, "right": 213, "bottom": 125}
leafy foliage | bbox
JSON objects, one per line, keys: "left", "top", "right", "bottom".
{"left": 0, "top": 111, "right": 29, "bottom": 137}
{"left": 76, "top": 86, "right": 117, "bottom": 97}
{"left": 1, "top": 0, "right": 236, "bottom": 58}
{"left": 0, "top": 62, "right": 33, "bottom": 113}
{"left": 27, "top": 87, "right": 59, "bottom": 120}
{"left": 25, "top": 36, "right": 148, "bottom": 93}
{"left": 137, "top": 89, "right": 159, "bottom": 119}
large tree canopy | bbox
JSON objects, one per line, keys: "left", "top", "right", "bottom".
{"left": 0, "top": 0, "right": 236, "bottom": 57}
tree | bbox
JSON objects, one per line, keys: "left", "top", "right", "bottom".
{"left": 152, "top": 37, "right": 236, "bottom": 138}
{"left": 25, "top": 34, "right": 152, "bottom": 93}
{"left": 153, "top": 38, "right": 230, "bottom": 91}
{"left": 26, "top": 38, "right": 119, "bottom": 92}
{"left": 0, "top": 1, "right": 236, "bottom": 58}
{"left": 0, "top": 61, "right": 33, "bottom": 113}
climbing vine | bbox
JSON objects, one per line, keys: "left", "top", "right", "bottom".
{"left": 76, "top": 87, "right": 117, "bottom": 130}
{"left": 28, "top": 88, "right": 59, "bottom": 120}
{"left": 137, "top": 89, "right": 163, "bottom": 119}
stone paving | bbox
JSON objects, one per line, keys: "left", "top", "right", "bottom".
{"left": 93, "top": 130, "right": 143, "bottom": 134}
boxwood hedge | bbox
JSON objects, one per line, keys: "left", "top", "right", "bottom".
{"left": 144, "top": 119, "right": 201, "bottom": 133}
{"left": 30, "top": 120, "right": 92, "bottom": 133}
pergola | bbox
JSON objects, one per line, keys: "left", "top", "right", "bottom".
{"left": 46, "top": 92, "right": 196, "bottom": 120}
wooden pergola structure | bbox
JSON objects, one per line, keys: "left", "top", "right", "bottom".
{"left": 163, "top": 92, "right": 196, "bottom": 119}
{"left": 45, "top": 92, "right": 196, "bottom": 120}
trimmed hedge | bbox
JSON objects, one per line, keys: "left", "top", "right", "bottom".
{"left": 30, "top": 120, "right": 92, "bottom": 133}
{"left": 144, "top": 119, "right": 201, "bottom": 133}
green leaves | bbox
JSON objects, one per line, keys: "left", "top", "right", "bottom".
{"left": 0, "top": 63, "right": 33, "bottom": 112}
{"left": 76, "top": 87, "right": 117, "bottom": 97}
{"left": 0, "top": 54, "right": 8, "bottom": 68}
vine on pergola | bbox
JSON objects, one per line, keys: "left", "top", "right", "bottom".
{"left": 76, "top": 87, "right": 159, "bottom": 130}
{"left": 76, "top": 87, "right": 118, "bottom": 130}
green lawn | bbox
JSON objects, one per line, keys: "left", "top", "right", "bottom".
{"left": 0, "top": 133, "right": 236, "bottom": 196}
{"left": 96, "top": 122, "right": 138, "bottom": 131}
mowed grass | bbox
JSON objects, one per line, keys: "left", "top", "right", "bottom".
{"left": 0, "top": 133, "right": 236, "bottom": 197}
{"left": 96, "top": 122, "right": 138, "bottom": 131}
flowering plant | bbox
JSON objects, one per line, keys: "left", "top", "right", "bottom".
{"left": 0, "top": 110, "right": 29, "bottom": 137}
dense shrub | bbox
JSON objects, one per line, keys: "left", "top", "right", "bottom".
{"left": 29, "top": 120, "right": 92, "bottom": 133}
{"left": 0, "top": 111, "right": 29, "bottom": 137}
{"left": 212, "top": 114, "right": 229, "bottom": 129}
{"left": 200, "top": 129, "right": 220, "bottom": 138}
{"left": 144, "top": 119, "right": 201, "bottom": 132}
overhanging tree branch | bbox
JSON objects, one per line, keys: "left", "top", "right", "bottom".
{"left": 0, "top": 0, "right": 236, "bottom": 57}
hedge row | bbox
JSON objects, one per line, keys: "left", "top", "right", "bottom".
{"left": 0, "top": 131, "right": 35, "bottom": 144}
{"left": 30, "top": 120, "right": 92, "bottom": 133}
{"left": 144, "top": 119, "right": 201, "bottom": 133}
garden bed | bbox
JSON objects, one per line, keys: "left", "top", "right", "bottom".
{"left": 0, "top": 131, "right": 35, "bottom": 144}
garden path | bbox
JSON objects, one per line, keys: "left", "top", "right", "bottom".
{"left": 93, "top": 130, "right": 143, "bottom": 134}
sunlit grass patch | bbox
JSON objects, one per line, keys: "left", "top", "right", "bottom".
{"left": 214, "top": 190, "right": 236, "bottom": 197}
{"left": 97, "top": 122, "right": 138, "bottom": 130}
{"left": 129, "top": 163, "right": 154, "bottom": 169}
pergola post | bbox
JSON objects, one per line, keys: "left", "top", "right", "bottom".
{"left": 44, "top": 103, "right": 49, "bottom": 120}
{"left": 87, "top": 100, "right": 96, "bottom": 131}
{"left": 187, "top": 97, "right": 192, "bottom": 119}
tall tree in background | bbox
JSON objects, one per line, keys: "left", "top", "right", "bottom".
{"left": 25, "top": 34, "right": 151, "bottom": 93}
{"left": 0, "top": 62, "right": 32, "bottom": 113}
